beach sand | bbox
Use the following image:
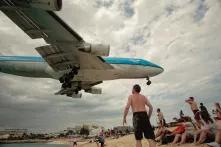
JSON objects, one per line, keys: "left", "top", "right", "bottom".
{"left": 78, "top": 135, "right": 209, "bottom": 147}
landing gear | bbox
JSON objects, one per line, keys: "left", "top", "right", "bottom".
{"left": 146, "top": 77, "right": 151, "bottom": 86}
{"left": 62, "top": 82, "right": 72, "bottom": 88}
{"left": 74, "top": 86, "right": 81, "bottom": 94}
{"left": 59, "top": 66, "right": 80, "bottom": 89}
{"left": 146, "top": 80, "right": 152, "bottom": 85}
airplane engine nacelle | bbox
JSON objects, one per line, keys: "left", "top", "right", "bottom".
{"left": 79, "top": 43, "right": 110, "bottom": 56}
{"left": 14, "top": 0, "right": 62, "bottom": 11}
{"left": 85, "top": 87, "right": 102, "bottom": 94}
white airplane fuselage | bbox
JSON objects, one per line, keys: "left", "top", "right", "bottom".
{"left": 0, "top": 56, "right": 163, "bottom": 81}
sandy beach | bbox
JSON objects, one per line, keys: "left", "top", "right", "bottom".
{"left": 75, "top": 135, "right": 209, "bottom": 147}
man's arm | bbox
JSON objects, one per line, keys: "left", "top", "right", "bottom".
{"left": 185, "top": 99, "right": 190, "bottom": 103}
{"left": 123, "top": 96, "right": 131, "bottom": 125}
{"left": 185, "top": 100, "right": 192, "bottom": 105}
{"left": 145, "top": 97, "right": 153, "bottom": 118}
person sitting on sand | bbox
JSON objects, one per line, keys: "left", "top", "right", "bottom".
{"left": 176, "top": 121, "right": 196, "bottom": 145}
{"left": 155, "top": 126, "right": 172, "bottom": 145}
{"left": 123, "top": 84, "right": 156, "bottom": 147}
{"left": 194, "top": 113, "right": 215, "bottom": 145}
{"left": 207, "top": 102, "right": 221, "bottom": 147}
{"left": 170, "top": 123, "right": 186, "bottom": 144}
{"left": 155, "top": 108, "right": 166, "bottom": 143}
{"left": 155, "top": 122, "right": 166, "bottom": 143}
{"left": 185, "top": 97, "right": 202, "bottom": 127}
{"left": 156, "top": 123, "right": 189, "bottom": 145}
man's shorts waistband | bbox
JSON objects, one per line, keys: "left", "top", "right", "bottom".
{"left": 133, "top": 111, "right": 147, "bottom": 115}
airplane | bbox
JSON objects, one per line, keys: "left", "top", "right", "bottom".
{"left": 0, "top": 0, "right": 164, "bottom": 98}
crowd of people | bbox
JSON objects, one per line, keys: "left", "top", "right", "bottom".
{"left": 155, "top": 97, "right": 221, "bottom": 146}
{"left": 123, "top": 84, "right": 221, "bottom": 147}
{"left": 72, "top": 84, "right": 220, "bottom": 147}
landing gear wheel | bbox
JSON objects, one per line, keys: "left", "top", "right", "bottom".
{"left": 62, "top": 82, "right": 72, "bottom": 88}
{"left": 70, "top": 70, "right": 78, "bottom": 75}
{"left": 71, "top": 66, "right": 80, "bottom": 74}
{"left": 59, "top": 77, "right": 65, "bottom": 83}
{"left": 67, "top": 83, "right": 72, "bottom": 88}
{"left": 59, "top": 73, "right": 68, "bottom": 83}
{"left": 146, "top": 80, "right": 151, "bottom": 85}
{"left": 74, "top": 90, "right": 79, "bottom": 94}
{"left": 77, "top": 86, "right": 81, "bottom": 91}
{"left": 60, "top": 66, "right": 80, "bottom": 88}
{"left": 62, "top": 83, "right": 67, "bottom": 88}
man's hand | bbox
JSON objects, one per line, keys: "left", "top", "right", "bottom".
{"left": 123, "top": 118, "right": 127, "bottom": 126}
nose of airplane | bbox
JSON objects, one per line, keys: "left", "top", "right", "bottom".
{"left": 142, "top": 59, "right": 164, "bottom": 76}
{"left": 157, "top": 66, "right": 164, "bottom": 74}
{"left": 153, "top": 65, "right": 164, "bottom": 75}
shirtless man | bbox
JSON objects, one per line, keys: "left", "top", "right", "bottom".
{"left": 123, "top": 84, "right": 156, "bottom": 147}
{"left": 185, "top": 97, "right": 201, "bottom": 126}
{"left": 157, "top": 108, "right": 165, "bottom": 127}
{"left": 155, "top": 108, "right": 166, "bottom": 141}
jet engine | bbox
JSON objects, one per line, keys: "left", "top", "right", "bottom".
{"left": 85, "top": 87, "right": 102, "bottom": 94}
{"left": 13, "top": 0, "right": 62, "bottom": 11}
{"left": 79, "top": 43, "right": 110, "bottom": 56}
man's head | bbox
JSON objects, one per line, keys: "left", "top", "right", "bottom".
{"left": 200, "top": 103, "right": 203, "bottom": 106}
{"left": 189, "top": 97, "right": 194, "bottom": 101}
{"left": 185, "top": 97, "right": 194, "bottom": 102}
{"left": 132, "top": 84, "right": 141, "bottom": 94}
{"left": 157, "top": 108, "right": 160, "bottom": 112}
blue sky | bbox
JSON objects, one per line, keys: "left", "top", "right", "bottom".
{"left": 0, "top": 0, "right": 221, "bottom": 132}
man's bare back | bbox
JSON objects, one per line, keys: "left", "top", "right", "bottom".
{"left": 126, "top": 94, "right": 151, "bottom": 113}
{"left": 123, "top": 84, "right": 156, "bottom": 147}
